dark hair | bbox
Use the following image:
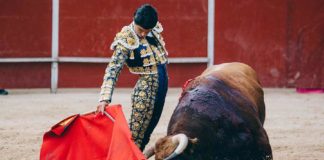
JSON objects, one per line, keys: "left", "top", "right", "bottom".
{"left": 134, "top": 4, "right": 158, "bottom": 29}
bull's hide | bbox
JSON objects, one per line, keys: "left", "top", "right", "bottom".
{"left": 150, "top": 62, "right": 272, "bottom": 160}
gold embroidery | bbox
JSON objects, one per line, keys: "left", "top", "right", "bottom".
{"left": 140, "top": 38, "right": 146, "bottom": 44}
{"left": 141, "top": 81, "right": 147, "bottom": 85}
{"left": 145, "top": 67, "right": 150, "bottom": 72}
{"left": 136, "top": 139, "right": 142, "bottom": 145}
{"left": 135, "top": 114, "right": 142, "bottom": 121}
{"left": 146, "top": 46, "right": 152, "bottom": 53}
{"left": 132, "top": 132, "right": 138, "bottom": 138}
{"left": 109, "top": 61, "right": 115, "bottom": 66}
{"left": 143, "top": 58, "right": 149, "bottom": 66}
{"left": 139, "top": 133, "right": 144, "bottom": 139}
{"left": 140, "top": 104, "right": 145, "bottom": 110}
{"left": 130, "top": 51, "right": 135, "bottom": 59}
{"left": 139, "top": 91, "right": 146, "bottom": 98}
{"left": 107, "top": 79, "right": 113, "bottom": 86}
{"left": 127, "top": 37, "right": 135, "bottom": 45}
{"left": 148, "top": 110, "right": 153, "bottom": 115}
{"left": 144, "top": 120, "right": 150, "bottom": 125}
{"left": 124, "top": 27, "right": 167, "bottom": 74}
{"left": 129, "top": 73, "right": 161, "bottom": 148}
{"left": 150, "top": 55, "right": 156, "bottom": 62}
{"left": 151, "top": 65, "right": 157, "bottom": 71}
{"left": 140, "top": 49, "right": 146, "bottom": 56}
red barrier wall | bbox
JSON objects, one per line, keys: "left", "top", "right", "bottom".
{"left": 58, "top": 0, "right": 208, "bottom": 87}
{"left": 0, "top": 0, "right": 52, "bottom": 58}
{"left": 59, "top": 0, "right": 207, "bottom": 57}
{"left": 0, "top": 0, "right": 52, "bottom": 88}
{"left": 0, "top": 0, "right": 207, "bottom": 88}
{"left": 0, "top": 63, "right": 51, "bottom": 88}
{"left": 215, "top": 0, "right": 324, "bottom": 87}
{"left": 286, "top": 0, "right": 324, "bottom": 88}
{"left": 1, "top": 0, "right": 323, "bottom": 88}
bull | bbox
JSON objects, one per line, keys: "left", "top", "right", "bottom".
{"left": 144, "top": 62, "right": 272, "bottom": 160}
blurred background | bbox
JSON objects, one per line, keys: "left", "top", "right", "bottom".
{"left": 0, "top": 0, "right": 323, "bottom": 90}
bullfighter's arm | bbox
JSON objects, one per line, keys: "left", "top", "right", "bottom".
{"left": 99, "top": 45, "right": 129, "bottom": 103}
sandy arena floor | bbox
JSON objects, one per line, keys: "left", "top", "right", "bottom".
{"left": 0, "top": 88, "right": 323, "bottom": 160}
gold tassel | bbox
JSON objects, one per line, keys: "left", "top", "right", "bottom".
{"left": 130, "top": 51, "right": 135, "bottom": 59}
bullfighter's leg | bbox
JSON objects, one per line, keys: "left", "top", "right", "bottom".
{"left": 129, "top": 64, "right": 168, "bottom": 151}
{"left": 141, "top": 64, "right": 168, "bottom": 150}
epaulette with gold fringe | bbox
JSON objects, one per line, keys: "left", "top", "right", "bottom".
{"left": 110, "top": 25, "right": 139, "bottom": 50}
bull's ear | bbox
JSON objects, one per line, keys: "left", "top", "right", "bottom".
{"left": 189, "top": 138, "right": 198, "bottom": 154}
{"left": 189, "top": 138, "right": 198, "bottom": 144}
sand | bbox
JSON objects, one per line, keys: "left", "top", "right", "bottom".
{"left": 0, "top": 88, "right": 323, "bottom": 160}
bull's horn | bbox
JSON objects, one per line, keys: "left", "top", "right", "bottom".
{"left": 164, "top": 133, "right": 189, "bottom": 160}
{"left": 144, "top": 146, "right": 155, "bottom": 158}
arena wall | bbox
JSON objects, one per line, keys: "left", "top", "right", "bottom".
{"left": 0, "top": 0, "right": 323, "bottom": 88}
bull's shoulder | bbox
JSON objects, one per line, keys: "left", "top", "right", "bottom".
{"left": 200, "top": 62, "right": 265, "bottom": 120}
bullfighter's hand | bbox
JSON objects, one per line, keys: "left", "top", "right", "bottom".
{"left": 96, "top": 101, "right": 109, "bottom": 115}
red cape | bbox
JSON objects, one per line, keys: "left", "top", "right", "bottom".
{"left": 40, "top": 105, "right": 146, "bottom": 160}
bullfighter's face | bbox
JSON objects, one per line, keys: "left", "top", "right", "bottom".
{"left": 134, "top": 24, "right": 151, "bottom": 38}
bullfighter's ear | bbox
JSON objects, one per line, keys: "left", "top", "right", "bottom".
{"left": 189, "top": 138, "right": 198, "bottom": 144}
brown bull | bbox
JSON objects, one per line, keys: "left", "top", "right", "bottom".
{"left": 144, "top": 62, "right": 272, "bottom": 160}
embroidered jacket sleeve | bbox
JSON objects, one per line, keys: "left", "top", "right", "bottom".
{"left": 99, "top": 45, "right": 129, "bottom": 102}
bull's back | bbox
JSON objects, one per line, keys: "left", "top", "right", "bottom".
{"left": 200, "top": 62, "right": 265, "bottom": 124}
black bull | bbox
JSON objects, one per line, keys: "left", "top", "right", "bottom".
{"left": 145, "top": 62, "right": 272, "bottom": 160}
